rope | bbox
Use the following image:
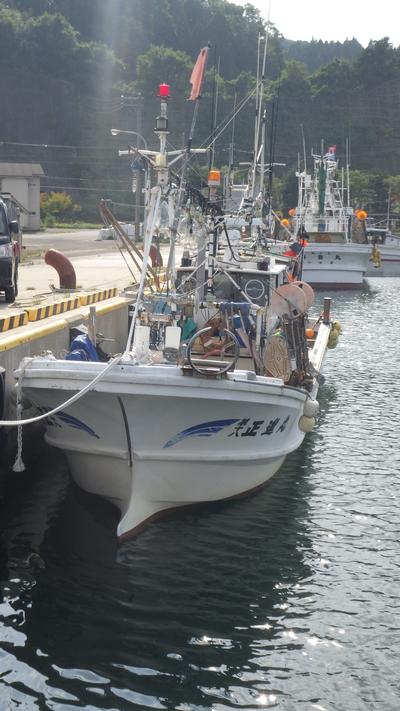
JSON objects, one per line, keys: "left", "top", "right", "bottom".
{"left": 0, "top": 354, "right": 122, "bottom": 428}
{"left": 12, "top": 362, "right": 27, "bottom": 471}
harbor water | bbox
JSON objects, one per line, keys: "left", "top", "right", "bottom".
{"left": 1, "top": 278, "right": 399, "bottom": 710}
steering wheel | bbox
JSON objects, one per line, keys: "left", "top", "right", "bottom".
{"left": 186, "top": 326, "right": 240, "bottom": 376}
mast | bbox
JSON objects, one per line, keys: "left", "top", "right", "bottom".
{"left": 251, "top": 31, "right": 269, "bottom": 198}
{"left": 301, "top": 124, "right": 307, "bottom": 173}
{"left": 346, "top": 138, "right": 351, "bottom": 207}
{"left": 386, "top": 182, "right": 391, "bottom": 230}
{"left": 208, "top": 53, "right": 220, "bottom": 171}
{"left": 225, "top": 91, "right": 237, "bottom": 211}
{"left": 259, "top": 109, "right": 266, "bottom": 195}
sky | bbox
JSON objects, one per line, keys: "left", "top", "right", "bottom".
{"left": 230, "top": 0, "right": 400, "bottom": 48}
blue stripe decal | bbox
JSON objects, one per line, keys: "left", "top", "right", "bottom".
{"left": 163, "top": 419, "right": 239, "bottom": 449}
{"left": 55, "top": 411, "right": 100, "bottom": 439}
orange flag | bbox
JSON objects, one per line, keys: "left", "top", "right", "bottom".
{"left": 188, "top": 46, "right": 209, "bottom": 100}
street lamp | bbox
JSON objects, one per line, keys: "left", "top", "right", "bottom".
{"left": 110, "top": 128, "right": 148, "bottom": 150}
{"left": 111, "top": 129, "right": 149, "bottom": 240}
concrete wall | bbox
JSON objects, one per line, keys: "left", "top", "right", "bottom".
{"left": 0, "top": 298, "right": 131, "bottom": 419}
{"left": 0, "top": 176, "right": 41, "bottom": 231}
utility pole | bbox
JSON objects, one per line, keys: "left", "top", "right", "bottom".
{"left": 121, "top": 94, "right": 144, "bottom": 240}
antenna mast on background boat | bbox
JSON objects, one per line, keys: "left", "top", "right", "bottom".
{"left": 386, "top": 182, "right": 391, "bottom": 229}
{"left": 345, "top": 138, "right": 351, "bottom": 207}
{"left": 301, "top": 124, "right": 307, "bottom": 173}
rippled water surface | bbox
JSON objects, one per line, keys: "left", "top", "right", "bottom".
{"left": 1, "top": 278, "right": 399, "bottom": 710}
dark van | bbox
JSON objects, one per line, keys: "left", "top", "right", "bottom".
{"left": 0, "top": 197, "right": 20, "bottom": 303}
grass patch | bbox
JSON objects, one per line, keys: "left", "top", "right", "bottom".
{"left": 42, "top": 222, "right": 101, "bottom": 230}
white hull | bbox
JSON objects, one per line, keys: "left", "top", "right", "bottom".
{"left": 21, "top": 361, "right": 309, "bottom": 540}
{"left": 302, "top": 243, "right": 371, "bottom": 288}
{"left": 365, "top": 244, "right": 400, "bottom": 277}
{"left": 271, "top": 241, "right": 370, "bottom": 289}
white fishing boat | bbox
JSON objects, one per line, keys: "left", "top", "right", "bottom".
{"left": 15, "top": 264, "right": 333, "bottom": 541}
{"left": 8, "top": 67, "right": 337, "bottom": 542}
{"left": 290, "top": 146, "right": 371, "bottom": 288}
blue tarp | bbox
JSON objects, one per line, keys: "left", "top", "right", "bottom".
{"left": 66, "top": 334, "right": 100, "bottom": 362}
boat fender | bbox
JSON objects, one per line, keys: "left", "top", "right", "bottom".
{"left": 370, "top": 245, "right": 382, "bottom": 268}
{"left": 298, "top": 415, "right": 316, "bottom": 433}
{"left": 327, "top": 328, "right": 339, "bottom": 349}
{"left": 328, "top": 330, "right": 339, "bottom": 348}
{"left": 303, "top": 398, "right": 319, "bottom": 417}
{"left": 331, "top": 320, "right": 342, "bottom": 333}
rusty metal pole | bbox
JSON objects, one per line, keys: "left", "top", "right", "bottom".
{"left": 323, "top": 297, "right": 331, "bottom": 324}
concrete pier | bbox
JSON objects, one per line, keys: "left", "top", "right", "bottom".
{"left": 0, "top": 230, "right": 140, "bottom": 480}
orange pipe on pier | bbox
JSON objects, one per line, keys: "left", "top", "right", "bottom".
{"left": 44, "top": 249, "right": 77, "bottom": 289}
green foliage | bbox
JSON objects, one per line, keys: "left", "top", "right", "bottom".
{"left": 40, "top": 192, "right": 81, "bottom": 225}
{"left": 0, "top": 7, "right": 122, "bottom": 84}
{"left": 356, "top": 38, "right": 400, "bottom": 89}
{"left": 2, "top": 0, "right": 400, "bottom": 218}
{"left": 283, "top": 38, "right": 363, "bottom": 73}
{"left": 136, "top": 44, "right": 192, "bottom": 98}
{"left": 281, "top": 172, "right": 299, "bottom": 214}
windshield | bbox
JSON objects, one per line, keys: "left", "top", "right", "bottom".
{"left": 0, "top": 205, "right": 9, "bottom": 235}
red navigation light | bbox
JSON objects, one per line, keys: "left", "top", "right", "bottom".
{"left": 158, "top": 83, "right": 170, "bottom": 98}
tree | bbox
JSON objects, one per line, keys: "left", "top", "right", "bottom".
{"left": 40, "top": 191, "right": 81, "bottom": 224}
{"left": 268, "top": 61, "right": 313, "bottom": 166}
{"left": 0, "top": 6, "right": 24, "bottom": 70}
{"left": 356, "top": 38, "right": 400, "bottom": 89}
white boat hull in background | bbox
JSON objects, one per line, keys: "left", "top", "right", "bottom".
{"left": 301, "top": 243, "right": 370, "bottom": 289}
{"left": 365, "top": 243, "right": 400, "bottom": 277}
{"left": 20, "top": 360, "right": 310, "bottom": 541}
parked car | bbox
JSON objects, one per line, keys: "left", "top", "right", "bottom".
{"left": 0, "top": 198, "right": 20, "bottom": 303}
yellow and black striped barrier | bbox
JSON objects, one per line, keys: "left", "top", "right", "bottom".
{"left": 25, "top": 297, "right": 81, "bottom": 322}
{"left": 80, "top": 287, "right": 118, "bottom": 306}
{"left": 0, "top": 311, "right": 29, "bottom": 333}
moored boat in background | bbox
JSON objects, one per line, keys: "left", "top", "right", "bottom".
{"left": 291, "top": 146, "right": 371, "bottom": 288}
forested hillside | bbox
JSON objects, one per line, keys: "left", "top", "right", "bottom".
{"left": 1, "top": 0, "right": 399, "bottom": 220}
{"left": 282, "top": 38, "right": 363, "bottom": 73}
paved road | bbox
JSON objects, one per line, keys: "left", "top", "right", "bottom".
{"left": 0, "top": 229, "right": 140, "bottom": 314}
{"left": 23, "top": 228, "right": 117, "bottom": 258}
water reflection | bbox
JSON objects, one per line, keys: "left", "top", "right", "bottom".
{"left": 0, "top": 436, "right": 318, "bottom": 708}
{"left": 1, "top": 280, "right": 400, "bottom": 709}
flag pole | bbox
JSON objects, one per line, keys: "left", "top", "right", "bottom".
{"left": 177, "top": 44, "right": 210, "bottom": 209}
{"left": 166, "top": 45, "right": 210, "bottom": 282}
{"left": 187, "top": 43, "right": 210, "bottom": 153}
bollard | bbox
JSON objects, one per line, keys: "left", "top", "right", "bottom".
{"left": 323, "top": 297, "right": 331, "bottom": 324}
